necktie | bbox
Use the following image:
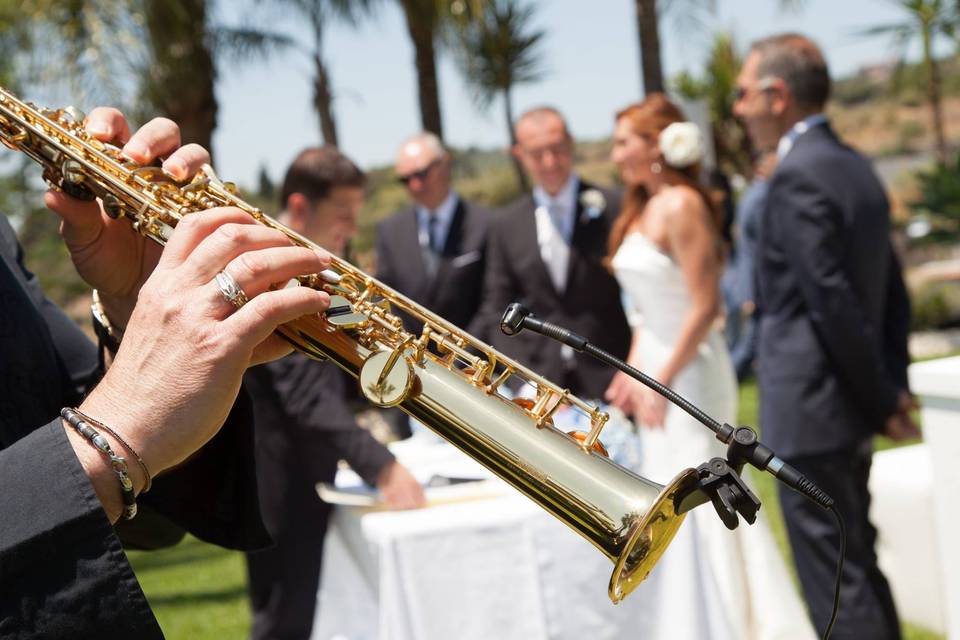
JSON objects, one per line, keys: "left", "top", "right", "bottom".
{"left": 427, "top": 212, "right": 441, "bottom": 254}
{"left": 422, "top": 211, "right": 440, "bottom": 278}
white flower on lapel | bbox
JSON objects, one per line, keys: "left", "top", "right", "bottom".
{"left": 659, "top": 122, "right": 704, "bottom": 169}
{"left": 579, "top": 188, "right": 606, "bottom": 223}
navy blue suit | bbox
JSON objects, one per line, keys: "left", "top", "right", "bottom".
{"left": 756, "top": 123, "right": 910, "bottom": 639}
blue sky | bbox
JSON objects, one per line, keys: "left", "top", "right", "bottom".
{"left": 212, "top": 0, "right": 938, "bottom": 187}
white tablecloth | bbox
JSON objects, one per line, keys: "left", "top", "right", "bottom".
{"left": 310, "top": 436, "right": 662, "bottom": 640}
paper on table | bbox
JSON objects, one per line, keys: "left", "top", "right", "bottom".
{"left": 317, "top": 475, "right": 508, "bottom": 509}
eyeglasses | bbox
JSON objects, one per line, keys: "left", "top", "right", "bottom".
{"left": 732, "top": 77, "right": 779, "bottom": 103}
{"left": 397, "top": 159, "right": 441, "bottom": 185}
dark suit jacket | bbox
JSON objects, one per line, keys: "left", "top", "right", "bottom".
{"left": 756, "top": 124, "right": 911, "bottom": 458}
{"left": 244, "top": 355, "right": 394, "bottom": 509}
{"left": 475, "top": 180, "right": 631, "bottom": 400}
{"left": 376, "top": 196, "right": 490, "bottom": 336}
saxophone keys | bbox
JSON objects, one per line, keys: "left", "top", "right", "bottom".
{"left": 567, "top": 431, "right": 609, "bottom": 457}
{"left": 324, "top": 294, "right": 368, "bottom": 329}
{"left": 61, "top": 105, "right": 85, "bottom": 124}
{"left": 359, "top": 349, "right": 415, "bottom": 407}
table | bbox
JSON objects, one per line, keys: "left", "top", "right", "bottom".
{"left": 908, "top": 356, "right": 960, "bottom": 639}
{"left": 310, "top": 435, "right": 664, "bottom": 640}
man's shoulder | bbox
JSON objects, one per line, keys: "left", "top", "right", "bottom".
{"left": 458, "top": 196, "right": 494, "bottom": 220}
{"left": 489, "top": 192, "right": 535, "bottom": 228}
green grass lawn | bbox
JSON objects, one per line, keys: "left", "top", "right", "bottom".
{"left": 129, "top": 380, "right": 943, "bottom": 639}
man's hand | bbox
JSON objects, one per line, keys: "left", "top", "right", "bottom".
{"left": 44, "top": 108, "right": 211, "bottom": 329}
{"left": 883, "top": 390, "right": 921, "bottom": 442}
{"left": 376, "top": 461, "right": 426, "bottom": 510}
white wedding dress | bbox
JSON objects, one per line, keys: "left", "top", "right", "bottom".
{"left": 610, "top": 232, "right": 816, "bottom": 640}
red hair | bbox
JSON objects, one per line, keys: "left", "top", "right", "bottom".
{"left": 607, "top": 93, "right": 721, "bottom": 260}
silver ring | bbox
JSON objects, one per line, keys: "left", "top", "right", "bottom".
{"left": 215, "top": 270, "right": 248, "bottom": 310}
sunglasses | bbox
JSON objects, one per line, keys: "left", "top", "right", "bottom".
{"left": 397, "top": 159, "right": 441, "bottom": 185}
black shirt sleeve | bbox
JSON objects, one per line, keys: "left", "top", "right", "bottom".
{"left": 0, "top": 421, "right": 163, "bottom": 639}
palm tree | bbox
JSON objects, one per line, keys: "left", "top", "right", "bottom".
{"left": 0, "top": 0, "right": 26, "bottom": 89}
{"left": 396, "top": 0, "right": 447, "bottom": 139}
{"left": 862, "top": 0, "right": 957, "bottom": 163}
{"left": 634, "top": 1, "right": 806, "bottom": 98}
{"left": 450, "top": 0, "right": 544, "bottom": 191}
{"left": 255, "top": 0, "right": 377, "bottom": 148}
{"left": 138, "top": 0, "right": 218, "bottom": 152}
{"left": 633, "top": 0, "right": 718, "bottom": 96}
{"left": 634, "top": 0, "right": 664, "bottom": 95}
{"left": 673, "top": 32, "right": 752, "bottom": 175}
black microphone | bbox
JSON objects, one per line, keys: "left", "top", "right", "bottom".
{"left": 500, "top": 303, "right": 588, "bottom": 350}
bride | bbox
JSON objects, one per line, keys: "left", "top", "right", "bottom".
{"left": 604, "top": 94, "right": 815, "bottom": 640}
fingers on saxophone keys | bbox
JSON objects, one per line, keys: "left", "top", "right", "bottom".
{"left": 185, "top": 222, "right": 329, "bottom": 282}
{"left": 161, "top": 208, "right": 268, "bottom": 267}
{"left": 219, "top": 246, "right": 331, "bottom": 304}
{"left": 162, "top": 144, "right": 210, "bottom": 182}
{"left": 122, "top": 117, "right": 182, "bottom": 165}
{"left": 84, "top": 107, "right": 132, "bottom": 145}
{"left": 224, "top": 285, "right": 331, "bottom": 345}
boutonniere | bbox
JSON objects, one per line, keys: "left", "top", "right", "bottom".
{"left": 579, "top": 189, "right": 606, "bottom": 223}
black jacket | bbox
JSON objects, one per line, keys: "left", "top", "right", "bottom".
{"left": 756, "top": 124, "right": 911, "bottom": 458}
{"left": 474, "top": 181, "right": 631, "bottom": 400}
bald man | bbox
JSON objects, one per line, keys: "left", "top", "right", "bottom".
{"left": 376, "top": 132, "right": 491, "bottom": 337}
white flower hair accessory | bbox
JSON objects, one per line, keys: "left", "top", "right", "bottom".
{"left": 658, "top": 121, "right": 705, "bottom": 169}
{"left": 579, "top": 188, "right": 606, "bottom": 222}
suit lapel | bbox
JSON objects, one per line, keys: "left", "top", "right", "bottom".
{"left": 566, "top": 181, "right": 605, "bottom": 290}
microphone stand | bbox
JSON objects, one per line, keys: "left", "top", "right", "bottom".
{"left": 499, "top": 303, "right": 835, "bottom": 531}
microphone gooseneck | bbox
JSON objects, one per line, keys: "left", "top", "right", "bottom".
{"left": 498, "top": 304, "right": 834, "bottom": 510}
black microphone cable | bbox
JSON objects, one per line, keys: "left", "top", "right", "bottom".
{"left": 823, "top": 505, "right": 845, "bottom": 640}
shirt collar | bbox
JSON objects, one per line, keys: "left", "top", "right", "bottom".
{"left": 416, "top": 191, "right": 459, "bottom": 246}
{"left": 777, "top": 113, "right": 828, "bottom": 160}
{"left": 533, "top": 175, "right": 580, "bottom": 242}
{"left": 533, "top": 174, "right": 579, "bottom": 213}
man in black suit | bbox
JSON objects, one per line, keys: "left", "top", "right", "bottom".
{"left": 376, "top": 132, "right": 490, "bottom": 337}
{"left": 477, "top": 107, "right": 630, "bottom": 400}
{"left": 245, "top": 147, "right": 425, "bottom": 640}
{"left": 734, "top": 33, "right": 917, "bottom": 639}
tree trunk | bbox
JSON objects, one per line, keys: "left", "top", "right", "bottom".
{"left": 142, "top": 0, "right": 217, "bottom": 159}
{"left": 399, "top": 0, "right": 444, "bottom": 139}
{"left": 504, "top": 86, "right": 528, "bottom": 192}
{"left": 921, "top": 23, "right": 947, "bottom": 163}
{"left": 313, "top": 53, "right": 339, "bottom": 148}
{"left": 635, "top": 0, "right": 664, "bottom": 96}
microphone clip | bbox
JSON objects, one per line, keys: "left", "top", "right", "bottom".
{"left": 675, "top": 457, "right": 761, "bottom": 530}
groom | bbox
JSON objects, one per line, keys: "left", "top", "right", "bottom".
{"left": 734, "top": 33, "right": 915, "bottom": 639}
{"left": 477, "top": 106, "right": 630, "bottom": 400}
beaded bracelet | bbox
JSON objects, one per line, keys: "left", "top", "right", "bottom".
{"left": 61, "top": 407, "right": 139, "bottom": 520}
{"left": 70, "top": 408, "right": 152, "bottom": 493}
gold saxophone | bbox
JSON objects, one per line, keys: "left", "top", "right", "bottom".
{"left": 0, "top": 85, "right": 699, "bottom": 603}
